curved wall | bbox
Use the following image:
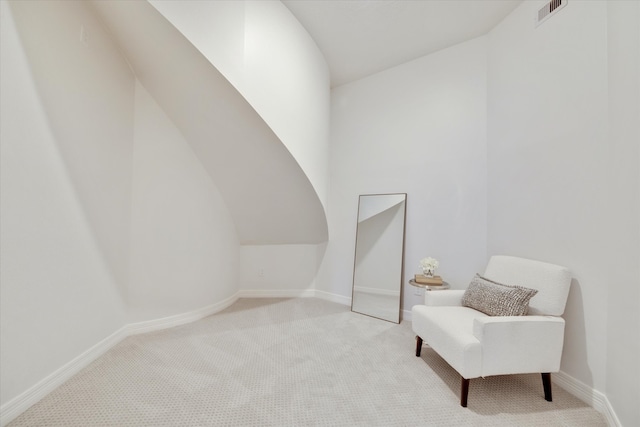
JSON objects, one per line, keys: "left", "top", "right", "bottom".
{"left": 129, "top": 81, "right": 240, "bottom": 323}
{"left": 1, "top": 0, "right": 130, "bottom": 408}
{"left": 2, "top": 0, "right": 328, "bottom": 418}
{"left": 149, "top": 0, "right": 331, "bottom": 212}
{"left": 93, "top": 0, "right": 328, "bottom": 245}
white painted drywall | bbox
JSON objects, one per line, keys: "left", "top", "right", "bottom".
{"left": 605, "top": 2, "right": 640, "bottom": 426}
{"left": 146, "top": 0, "right": 245, "bottom": 85}
{"left": 128, "top": 81, "right": 240, "bottom": 323}
{"left": 7, "top": 0, "right": 134, "bottom": 293}
{"left": 93, "top": 0, "right": 327, "bottom": 245}
{"left": 243, "top": 0, "right": 330, "bottom": 209}
{"left": 239, "top": 245, "right": 324, "bottom": 295}
{"left": 0, "top": 0, "right": 129, "bottom": 405}
{"left": 487, "top": 0, "right": 636, "bottom": 414}
{"left": 150, "top": 0, "right": 331, "bottom": 212}
{"left": 321, "top": 37, "right": 488, "bottom": 313}
{"left": 1, "top": 0, "right": 328, "bottom": 415}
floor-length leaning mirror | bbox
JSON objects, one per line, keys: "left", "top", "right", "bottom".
{"left": 351, "top": 193, "right": 407, "bottom": 323}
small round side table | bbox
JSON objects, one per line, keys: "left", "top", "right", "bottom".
{"left": 408, "top": 279, "right": 450, "bottom": 291}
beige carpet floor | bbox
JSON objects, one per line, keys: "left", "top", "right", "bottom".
{"left": 9, "top": 298, "right": 607, "bottom": 426}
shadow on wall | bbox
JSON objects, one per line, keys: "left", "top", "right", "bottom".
{"left": 10, "top": 0, "right": 331, "bottom": 302}
{"left": 562, "top": 279, "right": 594, "bottom": 389}
{"left": 9, "top": 0, "right": 135, "bottom": 299}
{"left": 90, "top": 0, "right": 328, "bottom": 246}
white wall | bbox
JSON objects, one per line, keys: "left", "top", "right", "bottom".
{"left": 94, "top": 0, "right": 328, "bottom": 246}
{"left": 487, "top": 1, "right": 639, "bottom": 424}
{"left": 322, "top": 37, "right": 488, "bottom": 313}
{"left": 0, "top": 0, "right": 129, "bottom": 405}
{"left": 128, "top": 81, "right": 240, "bottom": 323}
{"left": 147, "top": 0, "right": 245, "bottom": 85}
{"left": 7, "top": 0, "right": 135, "bottom": 293}
{"left": 243, "top": 0, "right": 330, "bottom": 209}
{"left": 145, "top": 0, "right": 331, "bottom": 296}
{"left": 0, "top": 0, "right": 246, "bottom": 411}
{"left": 605, "top": 1, "right": 640, "bottom": 425}
{"left": 239, "top": 245, "right": 324, "bottom": 296}
{"left": 150, "top": 0, "right": 331, "bottom": 211}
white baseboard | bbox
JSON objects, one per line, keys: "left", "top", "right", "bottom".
{"left": 353, "top": 285, "right": 400, "bottom": 297}
{"left": 3, "top": 293, "right": 619, "bottom": 427}
{"left": 313, "top": 289, "right": 351, "bottom": 306}
{"left": 238, "top": 289, "right": 316, "bottom": 298}
{"left": 0, "top": 291, "right": 351, "bottom": 424}
{"left": 125, "top": 293, "right": 239, "bottom": 336}
{"left": 0, "top": 295, "right": 240, "bottom": 426}
{"left": 0, "top": 326, "right": 128, "bottom": 427}
{"left": 553, "top": 371, "right": 620, "bottom": 427}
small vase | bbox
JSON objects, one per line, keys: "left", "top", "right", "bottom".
{"left": 422, "top": 268, "right": 435, "bottom": 278}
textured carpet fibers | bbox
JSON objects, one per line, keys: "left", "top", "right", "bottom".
{"left": 9, "top": 298, "right": 606, "bottom": 426}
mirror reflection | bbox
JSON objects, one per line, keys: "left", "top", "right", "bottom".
{"left": 351, "top": 193, "right": 407, "bottom": 323}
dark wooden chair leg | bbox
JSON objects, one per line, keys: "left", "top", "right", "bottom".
{"left": 415, "top": 336, "right": 423, "bottom": 357}
{"left": 541, "top": 373, "right": 552, "bottom": 402}
{"left": 461, "top": 377, "right": 470, "bottom": 407}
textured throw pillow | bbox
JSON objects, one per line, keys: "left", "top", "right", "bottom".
{"left": 462, "top": 274, "right": 538, "bottom": 316}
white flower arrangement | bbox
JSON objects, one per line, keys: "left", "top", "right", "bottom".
{"left": 419, "top": 257, "right": 439, "bottom": 277}
{"left": 419, "top": 257, "right": 439, "bottom": 270}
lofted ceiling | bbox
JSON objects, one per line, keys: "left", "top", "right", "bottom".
{"left": 282, "top": 0, "right": 523, "bottom": 87}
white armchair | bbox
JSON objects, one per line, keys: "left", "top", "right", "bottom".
{"left": 411, "top": 256, "right": 571, "bottom": 407}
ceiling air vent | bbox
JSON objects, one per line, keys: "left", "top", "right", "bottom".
{"left": 536, "top": 0, "right": 567, "bottom": 27}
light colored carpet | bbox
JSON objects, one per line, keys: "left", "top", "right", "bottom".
{"left": 9, "top": 298, "right": 606, "bottom": 426}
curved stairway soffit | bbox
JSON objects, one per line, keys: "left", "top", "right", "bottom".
{"left": 91, "top": 0, "right": 328, "bottom": 244}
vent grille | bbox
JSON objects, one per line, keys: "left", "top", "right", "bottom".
{"left": 536, "top": 0, "right": 567, "bottom": 27}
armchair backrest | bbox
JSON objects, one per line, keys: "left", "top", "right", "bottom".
{"left": 483, "top": 255, "right": 571, "bottom": 316}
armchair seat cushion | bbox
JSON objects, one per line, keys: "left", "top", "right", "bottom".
{"left": 412, "top": 305, "right": 487, "bottom": 379}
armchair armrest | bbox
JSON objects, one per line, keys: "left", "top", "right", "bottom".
{"left": 472, "top": 315, "right": 566, "bottom": 377}
{"left": 424, "top": 289, "right": 465, "bottom": 306}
